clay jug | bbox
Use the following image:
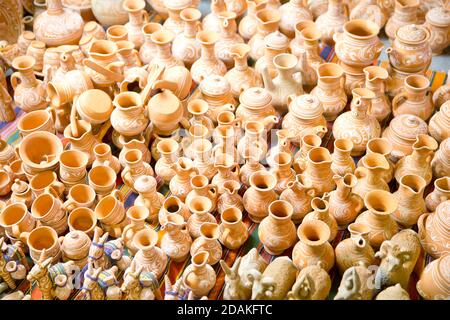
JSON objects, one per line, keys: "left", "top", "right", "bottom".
{"left": 259, "top": 200, "right": 297, "bottom": 255}
{"left": 237, "top": 120, "right": 272, "bottom": 162}
{"left": 296, "top": 27, "right": 324, "bottom": 90}
{"left": 215, "top": 11, "right": 244, "bottom": 69}
{"left": 160, "top": 213, "right": 192, "bottom": 262}
{"left": 163, "top": 0, "right": 191, "bottom": 35}
{"left": 188, "top": 99, "right": 214, "bottom": 131}
{"left": 63, "top": 118, "right": 99, "bottom": 167}
{"left": 335, "top": 223, "right": 376, "bottom": 275}
{"left": 315, "top": 0, "right": 348, "bottom": 45}
{"left": 385, "top": 0, "right": 420, "bottom": 41}
{"left": 429, "top": 101, "right": 450, "bottom": 143}
{"left": 219, "top": 207, "right": 248, "bottom": 250}
{"left": 186, "top": 196, "right": 215, "bottom": 239}
{"left": 203, "top": 0, "right": 227, "bottom": 34}
{"left": 158, "top": 195, "right": 190, "bottom": 225}
{"left": 134, "top": 175, "right": 164, "bottom": 223}
{"left": 132, "top": 228, "right": 168, "bottom": 279}
{"left": 262, "top": 53, "right": 303, "bottom": 115}
{"left": 293, "top": 220, "right": 335, "bottom": 272}
{"left": 417, "top": 254, "right": 450, "bottom": 300}
{"left": 363, "top": 66, "right": 391, "bottom": 122}
{"left": 254, "top": 31, "right": 290, "bottom": 76}
{"left": 424, "top": 7, "right": 450, "bottom": 55}
{"left": 33, "top": 0, "right": 84, "bottom": 47}
{"left": 121, "top": 149, "right": 154, "bottom": 192}
{"left": 191, "top": 31, "right": 227, "bottom": 84}
{"left": 186, "top": 175, "right": 218, "bottom": 213}
{"left": 118, "top": 134, "right": 151, "bottom": 168}
{"left": 303, "top": 197, "right": 338, "bottom": 242}
{"left": 212, "top": 153, "right": 240, "bottom": 190}
{"left": 290, "top": 20, "right": 316, "bottom": 56}
{"left": 190, "top": 222, "right": 222, "bottom": 266}
{"left": 10, "top": 179, "right": 33, "bottom": 209}
{"left": 11, "top": 56, "right": 46, "bottom": 113}
{"left": 92, "top": 143, "right": 120, "bottom": 175}
{"left": 355, "top": 190, "right": 399, "bottom": 249}
{"left": 299, "top": 147, "right": 335, "bottom": 196}
{"left": 172, "top": 8, "right": 201, "bottom": 68}
{"left": 121, "top": 206, "right": 150, "bottom": 255}
{"left": 149, "top": 29, "right": 184, "bottom": 70}
{"left": 357, "top": 138, "right": 395, "bottom": 183}
{"left": 418, "top": 200, "right": 450, "bottom": 258}
{"left": 138, "top": 23, "right": 162, "bottom": 65}
{"left": 191, "top": 139, "right": 216, "bottom": 181}
{"left": 169, "top": 157, "right": 199, "bottom": 202}
{"left": 294, "top": 134, "right": 323, "bottom": 167}
{"left": 331, "top": 139, "right": 355, "bottom": 176}
{"left": 123, "top": 0, "right": 148, "bottom": 49}
{"left": 310, "top": 62, "right": 347, "bottom": 121}
{"left": 243, "top": 170, "right": 278, "bottom": 223}
{"left": 225, "top": 43, "right": 262, "bottom": 99}
{"left": 155, "top": 138, "right": 179, "bottom": 184}
{"left": 238, "top": 0, "right": 268, "bottom": 41}
{"left": 426, "top": 177, "right": 450, "bottom": 212}
{"left": 392, "top": 174, "right": 426, "bottom": 228}
{"left": 432, "top": 137, "right": 450, "bottom": 179}
{"left": 248, "top": 9, "right": 280, "bottom": 60}
{"left": 217, "top": 180, "right": 244, "bottom": 215}
{"left": 116, "top": 41, "right": 142, "bottom": 71}
{"left": 280, "top": 174, "right": 314, "bottom": 224}
{"left": 279, "top": 0, "right": 313, "bottom": 39}
{"left": 269, "top": 152, "right": 296, "bottom": 195}
{"left": 353, "top": 153, "right": 390, "bottom": 200}
{"left": 182, "top": 251, "right": 216, "bottom": 298}
{"left": 392, "top": 75, "right": 434, "bottom": 121}
{"left": 395, "top": 134, "right": 438, "bottom": 184}
{"left": 328, "top": 173, "right": 364, "bottom": 229}
{"left": 333, "top": 88, "right": 381, "bottom": 156}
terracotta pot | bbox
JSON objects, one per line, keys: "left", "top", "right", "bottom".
{"left": 10, "top": 179, "right": 33, "bottom": 208}
{"left": 385, "top": 0, "right": 420, "bottom": 41}
{"left": 31, "top": 186, "right": 65, "bottom": 224}
{"left": 132, "top": 228, "right": 168, "bottom": 279}
{"left": 416, "top": 254, "right": 450, "bottom": 300}
{"left": 138, "top": 22, "right": 162, "bottom": 65}
{"left": 123, "top": 0, "right": 148, "bottom": 49}
{"left": 299, "top": 147, "right": 335, "bottom": 196}
{"left": 17, "top": 108, "right": 56, "bottom": 137}
{"left": 0, "top": 168, "right": 13, "bottom": 196}
{"left": 219, "top": 207, "right": 248, "bottom": 250}
{"left": 182, "top": 251, "right": 216, "bottom": 298}
{"left": 315, "top": 0, "right": 348, "bottom": 45}
{"left": 160, "top": 213, "right": 192, "bottom": 262}
{"left": 172, "top": 8, "right": 201, "bottom": 68}
{"left": 248, "top": 9, "right": 280, "bottom": 60}
{"left": 355, "top": 190, "right": 399, "bottom": 249}
{"left": 75, "top": 89, "right": 113, "bottom": 126}
{"left": 418, "top": 200, "right": 450, "bottom": 258}
{"left": 186, "top": 196, "right": 215, "bottom": 239}
{"left": 217, "top": 180, "right": 244, "bottom": 215}
{"left": 158, "top": 195, "right": 190, "bottom": 226}
{"left": 424, "top": 7, "right": 450, "bottom": 55}
{"left": 335, "top": 223, "right": 375, "bottom": 275}
{"left": 60, "top": 230, "right": 91, "bottom": 268}
{"left": 121, "top": 149, "right": 154, "bottom": 192}
{"left": 91, "top": 0, "right": 128, "bottom": 27}
{"left": 358, "top": 137, "right": 394, "bottom": 183}
{"left": 212, "top": 124, "right": 239, "bottom": 162}
{"left": 269, "top": 152, "right": 296, "bottom": 194}
{"left": 215, "top": 11, "right": 244, "bottom": 69}
{"left": 169, "top": 157, "right": 199, "bottom": 202}
{"left": 429, "top": 101, "right": 450, "bottom": 143}
{"left": 353, "top": 153, "right": 390, "bottom": 200}
{"left": 133, "top": 175, "right": 164, "bottom": 223}
{"left": 237, "top": 120, "right": 272, "bottom": 162}
{"left": 17, "top": 31, "right": 36, "bottom": 56}
{"left": 11, "top": 56, "right": 47, "bottom": 113}
{"left": 259, "top": 200, "right": 297, "bottom": 255}
{"left": 190, "top": 222, "right": 222, "bottom": 265}
{"left": 29, "top": 171, "right": 65, "bottom": 198}
{"left": 349, "top": 0, "right": 387, "bottom": 28}
{"left": 432, "top": 137, "right": 450, "bottom": 179}
{"left": 363, "top": 66, "right": 391, "bottom": 122}
{"left": 63, "top": 184, "right": 96, "bottom": 212}
{"left": 155, "top": 138, "right": 180, "bottom": 184}
{"left": 290, "top": 20, "right": 317, "bottom": 57}
{"left": 292, "top": 220, "right": 335, "bottom": 272}
{"left": 254, "top": 30, "right": 290, "bottom": 76}
{"left": 25, "top": 41, "right": 45, "bottom": 73}
{"left": 116, "top": 40, "right": 142, "bottom": 70}
{"left": 59, "top": 149, "right": 88, "bottom": 184}
{"left": 393, "top": 174, "right": 426, "bottom": 228}
{"left": 237, "top": 87, "right": 277, "bottom": 131}
{"left": 243, "top": 170, "right": 278, "bottom": 223}
{"left": 331, "top": 138, "right": 355, "bottom": 176}
{"left": 33, "top": 0, "right": 84, "bottom": 46}
{"left": 426, "top": 177, "right": 450, "bottom": 212}
{"left": 0, "top": 202, "right": 36, "bottom": 240}
{"left": 94, "top": 189, "right": 125, "bottom": 228}
{"left": 111, "top": 91, "right": 149, "bottom": 139}
{"left": 106, "top": 25, "right": 128, "bottom": 42}
{"left": 238, "top": 0, "right": 268, "bottom": 41}
{"left": 20, "top": 226, "right": 61, "bottom": 264}
{"left": 121, "top": 205, "right": 150, "bottom": 255}
{"left": 88, "top": 165, "right": 116, "bottom": 198}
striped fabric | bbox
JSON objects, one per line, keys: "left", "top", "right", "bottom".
{"left": 1, "top": 11, "right": 446, "bottom": 300}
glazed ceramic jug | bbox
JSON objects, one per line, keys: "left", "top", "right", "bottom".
{"left": 424, "top": 7, "right": 450, "bottom": 55}
{"left": 182, "top": 251, "right": 216, "bottom": 298}
{"left": 254, "top": 31, "right": 290, "bottom": 76}
{"left": 248, "top": 9, "right": 281, "bottom": 60}
{"left": 219, "top": 207, "right": 248, "bottom": 250}
{"left": 303, "top": 197, "right": 338, "bottom": 242}
{"left": 333, "top": 88, "right": 381, "bottom": 156}
{"left": 315, "top": 0, "right": 348, "bottom": 45}
{"left": 163, "top": 0, "right": 192, "bottom": 35}
{"left": 426, "top": 177, "right": 450, "bottom": 213}
{"left": 134, "top": 175, "right": 164, "bottom": 223}
{"left": 92, "top": 0, "right": 128, "bottom": 27}
{"left": 160, "top": 213, "right": 192, "bottom": 262}
{"left": 243, "top": 171, "right": 278, "bottom": 223}
{"left": 394, "top": 134, "right": 438, "bottom": 184}
{"left": 190, "top": 222, "right": 222, "bottom": 266}
{"left": 217, "top": 180, "right": 244, "bottom": 215}
{"left": 169, "top": 157, "right": 199, "bottom": 202}
{"left": 262, "top": 53, "right": 303, "bottom": 115}
{"left": 292, "top": 220, "right": 335, "bottom": 272}
{"left": 33, "top": 0, "right": 84, "bottom": 47}
{"left": 279, "top": 0, "right": 313, "bottom": 39}
{"left": 259, "top": 200, "right": 297, "bottom": 255}
{"left": 238, "top": 0, "right": 268, "bottom": 41}
{"left": 121, "top": 149, "right": 154, "bottom": 192}
{"left": 418, "top": 200, "right": 450, "bottom": 258}
{"left": 186, "top": 196, "right": 215, "bottom": 239}
{"left": 132, "top": 228, "right": 168, "bottom": 279}
{"left": 225, "top": 43, "right": 262, "bottom": 99}
{"left": 123, "top": 0, "right": 148, "bottom": 49}
{"left": 298, "top": 147, "right": 335, "bottom": 197}
{"left": 11, "top": 56, "right": 46, "bottom": 113}
{"left": 215, "top": 11, "right": 244, "bottom": 69}
{"left": 172, "top": 8, "right": 201, "bottom": 68}
{"left": 236, "top": 87, "right": 278, "bottom": 130}
{"left": 355, "top": 190, "right": 399, "bottom": 249}
{"left": 429, "top": 101, "right": 450, "bottom": 143}
{"left": 328, "top": 173, "right": 364, "bottom": 229}
{"left": 331, "top": 139, "right": 355, "bottom": 176}
{"left": 191, "top": 31, "right": 227, "bottom": 84}
{"left": 148, "top": 29, "right": 184, "bottom": 70}
{"left": 416, "top": 254, "right": 450, "bottom": 300}
{"left": 432, "top": 138, "right": 450, "bottom": 179}
{"left": 363, "top": 66, "right": 391, "bottom": 122}
{"left": 385, "top": 0, "right": 420, "bottom": 41}
{"left": 280, "top": 174, "right": 314, "bottom": 224}
{"left": 139, "top": 22, "right": 162, "bottom": 65}
{"left": 353, "top": 153, "right": 390, "bottom": 200}
{"left": 392, "top": 174, "right": 426, "bottom": 228}
{"left": 335, "top": 223, "right": 375, "bottom": 275}
{"left": 310, "top": 63, "right": 347, "bottom": 121}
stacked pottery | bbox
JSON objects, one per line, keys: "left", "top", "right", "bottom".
{"left": 59, "top": 150, "right": 88, "bottom": 189}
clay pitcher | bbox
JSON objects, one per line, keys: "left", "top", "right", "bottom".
{"left": 111, "top": 91, "right": 149, "bottom": 140}
{"left": 426, "top": 177, "right": 450, "bottom": 212}
{"left": 186, "top": 175, "right": 218, "bottom": 212}
{"left": 358, "top": 137, "right": 395, "bottom": 183}
{"left": 243, "top": 170, "right": 278, "bottom": 223}
{"left": 353, "top": 153, "right": 390, "bottom": 200}
{"left": 303, "top": 197, "right": 338, "bottom": 242}
{"left": 300, "top": 147, "right": 335, "bottom": 196}
{"left": 393, "top": 174, "right": 426, "bottom": 228}
{"left": 182, "top": 251, "right": 216, "bottom": 298}
{"left": 363, "top": 66, "right": 391, "bottom": 122}
{"left": 280, "top": 174, "right": 314, "bottom": 224}
{"left": 160, "top": 213, "right": 192, "bottom": 262}
{"left": 123, "top": 0, "right": 148, "bottom": 49}
{"left": 63, "top": 119, "right": 99, "bottom": 166}
{"left": 219, "top": 207, "right": 248, "bottom": 250}
{"left": 169, "top": 157, "right": 199, "bottom": 202}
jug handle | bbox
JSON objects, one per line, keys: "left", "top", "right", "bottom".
{"left": 18, "top": 231, "right": 29, "bottom": 244}
{"left": 221, "top": 228, "right": 231, "bottom": 244}
{"left": 46, "top": 106, "right": 57, "bottom": 124}
{"left": 70, "top": 96, "right": 80, "bottom": 138}
{"left": 392, "top": 92, "right": 407, "bottom": 113}
{"left": 179, "top": 117, "right": 191, "bottom": 130}
{"left": 111, "top": 189, "right": 124, "bottom": 202}
{"left": 10, "top": 72, "right": 21, "bottom": 90}
{"left": 83, "top": 59, "right": 124, "bottom": 82}
{"left": 141, "top": 64, "right": 165, "bottom": 105}
{"left": 332, "top": 32, "right": 343, "bottom": 45}
{"left": 208, "top": 184, "right": 218, "bottom": 198}
{"left": 62, "top": 199, "right": 76, "bottom": 212}
{"left": 340, "top": 72, "right": 346, "bottom": 89}
{"left": 152, "top": 79, "right": 179, "bottom": 93}
{"left": 142, "top": 10, "right": 150, "bottom": 23}
{"left": 417, "top": 212, "right": 429, "bottom": 241}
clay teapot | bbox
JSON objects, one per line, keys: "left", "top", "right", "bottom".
{"left": 236, "top": 87, "right": 278, "bottom": 131}
{"left": 429, "top": 101, "right": 450, "bottom": 143}
{"left": 385, "top": 0, "right": 420, "bottom": 41}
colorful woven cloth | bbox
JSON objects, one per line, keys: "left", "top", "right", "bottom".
{"left": 1, "top": 12, "right": 446, "bottom": 300}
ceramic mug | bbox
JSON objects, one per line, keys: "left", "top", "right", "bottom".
{"left": 29, "top": 171, "right": 65, "bottom": 198}
{"left": 0, "top": 168, "right": 14, "bottom": 196}
{"left": 17, "top": 108, "right": 56, "bottom": 137}
{"left": 88, "top": 165, "right": 116, "bottom": 198}
{"left": 20, "top": 226, "right": 62, "bottom": 264}
{"left": 4, "top": 159, "right": 26, "bottom": 181}
{"left": 31, "top": 187, "right": 65, "bottom": 224}
{"left": 94, "top": 189, "right": 125, "bottom": 226}
{"left": 63, "top": 184, "right": 97, "bottom": 212}
{"left": 106, "top": 25, "right": 128, "bottom": 42}
{"left": 0, "top": 202, "right": 36, "bottom": 239}
{"left": 68, "top": 207, "right": 98, "bottom": 237}
{"left": 59, "top": 149, "right": 88, "bottom": 183}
